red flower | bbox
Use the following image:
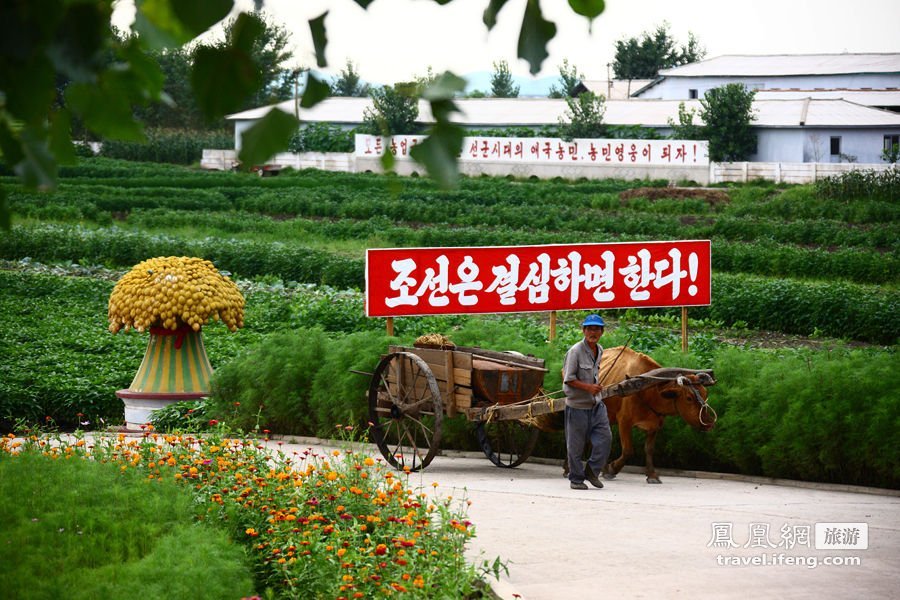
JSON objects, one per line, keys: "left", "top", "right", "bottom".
{"left": 208, "top": 419, "right": 219, "bottom": 426}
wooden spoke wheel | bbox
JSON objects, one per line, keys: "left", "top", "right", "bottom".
{"left": 475, "top": 419, "right": 540, "bottom": 468}
{"left": 368, "top": 352, "right": 443, "bottom": 471}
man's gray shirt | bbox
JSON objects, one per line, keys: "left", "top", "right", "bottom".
{"left": 562, "top": 339, "right": 604, "bottom": 409}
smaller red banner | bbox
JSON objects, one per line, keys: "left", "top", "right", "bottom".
{"left": 366, "top": 241, "right": 711, "bottom": 317}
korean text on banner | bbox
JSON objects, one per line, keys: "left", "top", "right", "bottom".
{"left": 365, "top": 241, "right": 711, "bottom": 317}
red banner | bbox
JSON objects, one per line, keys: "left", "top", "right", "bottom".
{"left": 366, "top": 241, "right": 711, "bottom": 317}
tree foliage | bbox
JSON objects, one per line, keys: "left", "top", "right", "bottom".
{"left": 558, "top": 91, "right": 607, "bottom": 140}
{"left": 613, "top": 22, "right": 705, "bottom": 79}
{"left": 700, "top": 84, "right": 757, "bottom": 162}
{"left": 330, "top": 60, "right": 369, "bottom": 97}
{"left": 667, "top": 102, "right": 705, "bottom": 140}
{"left": 490, "top": 60, "right": 520, "bottom": 98}
{"left": 0, "top": 0, "right": 607, "bottom": 228}
{"left": 547, "top": 59, "right": 584, "bottom": 99}
{"left": 361, "top": 85, "right": 420, "bottom": 136}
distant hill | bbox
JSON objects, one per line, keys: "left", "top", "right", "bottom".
{"left": 461, "top": 71, "right": 557, "bottom": 97}
{"left": 314, "top": 69, "right": 557, "bottom": 98}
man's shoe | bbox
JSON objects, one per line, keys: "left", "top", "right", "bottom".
{"left": 585, "top": 465, "right": 604, "bottom": 489}
{"left": 570, "top": 481, "right": 588, "bottom": 490}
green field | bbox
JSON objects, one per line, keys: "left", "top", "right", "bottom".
{"left": 1, "top": 159, "right": 898, "bottom": 488}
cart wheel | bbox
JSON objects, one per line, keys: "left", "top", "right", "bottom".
{"left": 475, "top": 419, "right": 540, "bottom": 468}
{"left": 368, "top": 352, "right": 443, "bottom": 471}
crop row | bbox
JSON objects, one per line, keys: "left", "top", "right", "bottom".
{"left": 9, "top": 183, "right": 898, "bottom": 252}
{"left": 3, "top": 225, "right": 897, "bottom": 343}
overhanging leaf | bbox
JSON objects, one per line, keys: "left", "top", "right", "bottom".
{"left": 0, "top": 187, "right": 9, "bottom": 230}
{"left": 309, "top": 12, "right": 329, "bottom": 68}
{"left": 300, "top": 73, "right": 331, "bottom": 109}
{"left": 410, "top": 123, "right": 465, "bottom": 189}
{"left": 134, "top": 0, "right": 194, "bottom": 48}
{"left": 48, "top": 109, "right": 76, "bottom": 166}
{"left": 351, "top": 0, "right": 376, "bottom": 8}
{"left": 16, "top": 128, "right": 58, "bottom": 189}
{"left": 518, "top": 0, "right": 557, "bottom": 75}
{"left": 229, "top": 12, "right": 265, "bottom": 53}
{"left": 192, "top": 46, "right": 262, "bottom": 119}
{"left": 568, "top": 0, "right": 605, "bottom": 21}
{"left": 238, "top": 109, "right": 299, "bottom": 168}
{"left": 420, "top": 71, "right": 467, "bottom": 102}
{"left": 483, "top": 0, "right": 510, "bottom": 30}
{"left": 65, "top": 82, "right": 145, "bottom": 141}
{"left": 380, "top": 148, "right": 395, "bottom": 173}
{"left": 172, "top": 0, "right": 233, "bottom": 36}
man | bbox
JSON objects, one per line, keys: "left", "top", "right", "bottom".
{"left": 562, "top": 314, "right": 612, "bottom": 490}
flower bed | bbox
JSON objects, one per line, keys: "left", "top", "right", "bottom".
{"left": 1, "top": 428, "right": 498, "bottom": 599}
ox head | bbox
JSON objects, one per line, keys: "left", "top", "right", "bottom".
{"left": 658, "top": 372, "right": 717, "bottom": 431}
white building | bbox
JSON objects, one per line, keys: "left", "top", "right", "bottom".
{"left": 632, "top": 53, "right": 900, "bottom": 105}
{"left": 228, "top": 95, "right": 900, "bottom": 164}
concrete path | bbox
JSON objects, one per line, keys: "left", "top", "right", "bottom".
{"left": 274, "top": 438, "right": 899, "bottom": 600}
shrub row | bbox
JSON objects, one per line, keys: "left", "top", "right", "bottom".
{"left": 127, "top": 209, "right": 897, "bottom": 284}
{"left": 696, "top": 273, "right": 899, "bottom": 344}
{"left": 3, "top": 225, "right": 898, "bottom": 343}
{"left": 1, "top": 225, "right": 363, "bottom": 289}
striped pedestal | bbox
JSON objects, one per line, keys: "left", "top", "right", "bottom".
{"left": 117, "top": 326, "right": 213, "bottom": 429}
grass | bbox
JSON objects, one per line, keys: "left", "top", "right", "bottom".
{"left": 0, "top": 449, "right": 255, "bottom": 599}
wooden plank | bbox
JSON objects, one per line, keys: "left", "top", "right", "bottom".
{"left": 445, "top": 349, "right": 456, "bottom": 417}
{"left": 453, "top": 368, "right": 471, "bottom": 387}
{"left": 455, "top": 390, "right": 472, "bottom": 408}
{"left": 465, "top": 395, "right": 564, "bottom": 422}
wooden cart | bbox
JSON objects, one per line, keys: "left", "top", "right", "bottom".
{"left": 367, "top": 344, "right": 552, "bottom": 472}
{"left": 368, "top": 344, "right": 716, "bottom": 472}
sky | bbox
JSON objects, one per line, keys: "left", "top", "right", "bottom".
{"left": 113, "top": 0, "right": 900, "bottom": 85}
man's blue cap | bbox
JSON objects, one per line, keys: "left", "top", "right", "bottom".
{"left": 582, "top": 314, "right": 605, "bottom": 327}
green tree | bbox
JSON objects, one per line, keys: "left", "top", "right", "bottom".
{"left": 668, "top": 102, "right": 705, "bottom": 140}
{"left": 330, "top": 60, "right": 369, "bottom": 97}
{"left": 700, "top": 84, "right": 757, "bottom": 161}
{"left": 490, "top": 60, "right": 520, "bottom": 98}
{"left": 613, "top": 23, "right": 705, "bottom": 79}
{"left": 548, "top": 59, "right": 584, "bottom": 98}
{"left": 361, "top": 85, "right": 420, "bottom": 136}
{"left": 558, "top": 91, "right": 606, "bottom": 140}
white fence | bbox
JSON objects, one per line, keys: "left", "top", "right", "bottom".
{"left": 202, "top": 149, "right": 895, "bottom": 185}
{"left": 711, "top": 161, "right": 896, "bottom": 184}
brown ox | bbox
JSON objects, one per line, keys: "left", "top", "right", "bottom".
{"left": 539, "top": 346, "right": 717, "bottom": 483}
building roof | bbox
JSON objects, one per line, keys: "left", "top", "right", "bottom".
{"left": 227, "top": 97, "right": 900, "bottom": 129}
{"left": 573, "top": 79, "right": 655, "bottom": 99}
{"left": 755, "top": 89, "right": 900, "bottom": 107}
{"left": 657, "top": 53, "right": 900, "bottom": 78}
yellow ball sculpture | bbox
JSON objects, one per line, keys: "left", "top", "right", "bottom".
{"left": 109, "top": 256, "right": 244, "bottom": 429}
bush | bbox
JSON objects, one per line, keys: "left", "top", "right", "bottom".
{"left": 209, "top": 329, "right": 331, "bottom": 435}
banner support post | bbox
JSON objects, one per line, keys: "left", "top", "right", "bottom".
{"left": 386, "top": 316, "right": 394, "bottom": 337}
{"left": 681, "top": 307, "right": 688, "bottom": 352}
{"left": 548, "top": 311, "right": 557, "bottom": 342}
